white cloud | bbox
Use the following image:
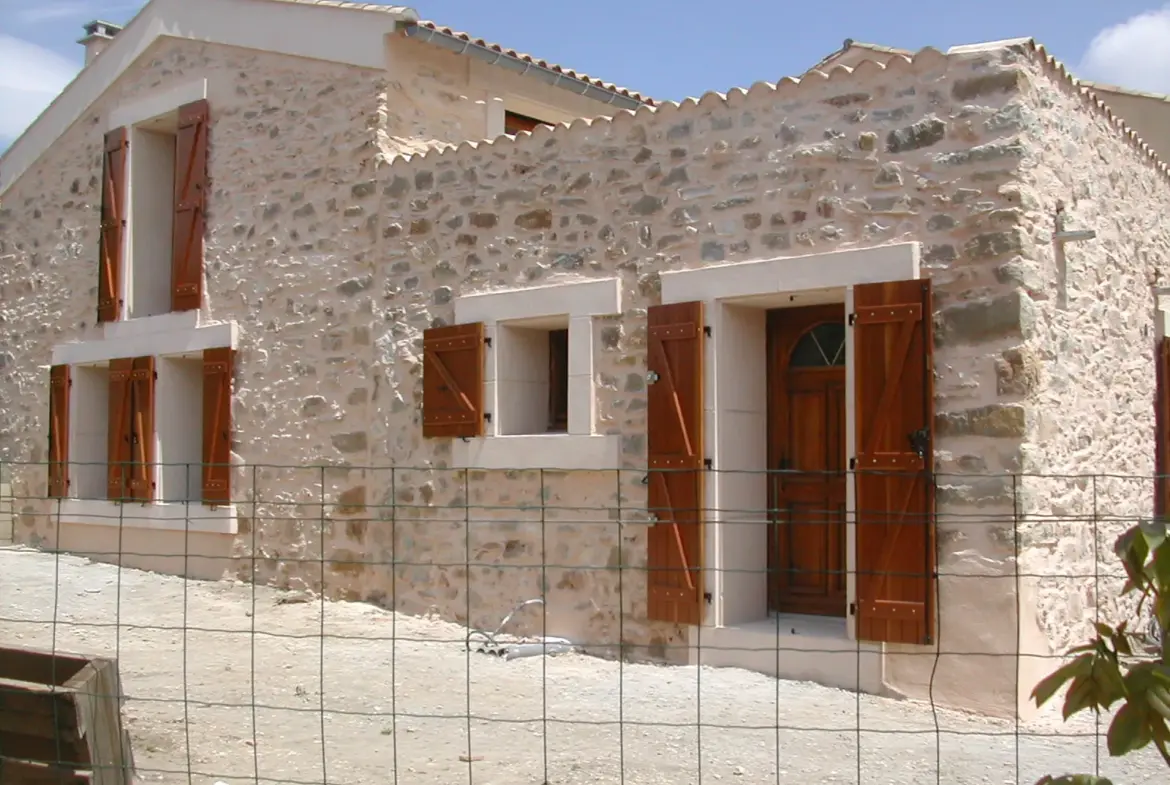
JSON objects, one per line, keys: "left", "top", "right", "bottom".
{"left": 0, "top": 34, "right": 79, "bottom": 144}
{"left": 1079, "top": 4, "right": 1170, "bottom": 93}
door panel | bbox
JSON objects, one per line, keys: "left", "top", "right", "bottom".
{"left": 767, "top": 305, "right": 847, "bottom": 617}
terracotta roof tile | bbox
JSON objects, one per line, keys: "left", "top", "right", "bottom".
{"left": 412, "top": 20, "right": 655, "bottom": 106}
{"left": 260, "top": 0, "right": 413, "bottom": 11}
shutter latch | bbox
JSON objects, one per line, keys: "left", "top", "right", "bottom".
{"left": 908, "top": 428, "right": 929, "bottom": 457}
{"left": 849, "top": 602, "right": 857, "bottom": 616}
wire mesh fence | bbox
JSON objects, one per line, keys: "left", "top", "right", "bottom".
{"left": 0, "top": 461, "right": 1166, "bottom": 784}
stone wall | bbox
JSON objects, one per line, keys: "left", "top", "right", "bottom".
{"left": 6, "top": 29, "right": 1169, "bottom": 715}
{"left": 360, "top": 46, "right": 1059, "bottom": 708}
{"left": 0, "top": 36, "right": 386, "bottom": 573}
{"left": 1011, "top": 45, "right": 1170, "bottom": 657}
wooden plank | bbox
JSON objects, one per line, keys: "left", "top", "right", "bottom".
{"left": 0, "top": 757, "right": 90, "bottom": 785}
{"left": 0, "top": 647, "right": 88, "bottom": 687}
{"left": 0, "top": 730, "right": 88, "bottom": 767}
{"left": 0, "top": 677, "right": 79, "bottom": 739}
{"left": 66, "top": 660, "right": 131, "bottom": 785}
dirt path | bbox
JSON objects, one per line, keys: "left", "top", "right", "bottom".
{"left": 0, "top": 546, "right": 1163, "bottom": 784}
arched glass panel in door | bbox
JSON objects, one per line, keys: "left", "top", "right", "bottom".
{"left": 789, "top": 322, "right": 846, "bottom": 368}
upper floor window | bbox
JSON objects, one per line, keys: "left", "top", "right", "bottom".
{"left": 98, "top": 97, "right": 209, "bottom": 324}
{"left": 504, "top": 110, "right": 551, "bottom": 135}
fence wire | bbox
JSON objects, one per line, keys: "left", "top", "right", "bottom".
{"left": 0, "top": 461, "right": 1165, "bottom": 785}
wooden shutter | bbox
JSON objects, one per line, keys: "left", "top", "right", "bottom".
{"left": 107, "top": 359, "right": 133, "bottom": 500}
{"left": 645, "top": 301, "right": 706, "bottom": 626}
{"left": 171, "top": 99, "right": 210, "bottom": 313}
{"left": 422, "top": 323, "right": 485, "bottom": 438}
{"left": 127, "top": 356, "right": 156, "bottom": 501}
{"left": 853, "top": 278, "right": 936, "bottom": 645}
{"left": 1156, "top": 338, "right": 1170, "bottom": 518}
{"left": 202, "top": 347, "right": 234, "bottom": 505}
{"left": 98, "top": 127, "right": 128, "bottom": 323}
{"left": 48, "top": 365, "right": 71, "bottom": 498}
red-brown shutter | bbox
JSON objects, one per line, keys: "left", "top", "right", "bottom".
{"left": 127, "top": 356, "right": 156, "bottom": 501}
{"left": 853, "top": 278, "right": 936, "bottom": 645}
{"left": 422, "top": 323, "right": 485, "bottom": 438}
{"left": 504, "top": 111, "right": 550, "bottom": 135}
{"left": 202, "top": 347, "right": 234, "bottom": 505}
{"left": 98, "top": 127, "right": 128, "bottom": 323}
{"left": 107, "top": 359, "right": 133, "bottom": 500}
{"left": 645, "top": 301, "right": 706, "bottom": 626}
{"left": 172, "top": 99, "right": 210, "bottom": 313}
{"left": 1156, "top": 338, "right": 1170, "bottom": 518}
{"left": 48, "top": 365, "right": 71, "bottom": 498}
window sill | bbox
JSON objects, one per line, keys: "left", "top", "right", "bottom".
{"left": 452, "top": 434, "right": 621, "bottom": 471}
{"left": 53, "top": 498, "right": 238, "bottom": 534}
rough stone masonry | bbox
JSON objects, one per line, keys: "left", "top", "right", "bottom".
{"left": 2, "top": 35, "right": 1170, "bottom": 717}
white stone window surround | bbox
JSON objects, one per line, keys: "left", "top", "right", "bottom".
{"left": 51, "top": 312, "right": 240, "bottom": 535}
{"left": 452, "top": 277, "right": 622, "bottom": 470}
{"left": 660, "top": 242, "right": 921, "bottom": 694}
{"left": 106, "top": 79, "right": 209, "bottom": 322}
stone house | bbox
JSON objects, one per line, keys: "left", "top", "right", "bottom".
{"left": 3, "top": 0, "right": 1170, "bottom": 720}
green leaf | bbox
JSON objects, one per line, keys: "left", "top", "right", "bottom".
{"left": 1033, "top": 656, "right": 1093, "bottom": 707}
{"left": 1091, "top": 659, "right": 1128, "bottom": 708}
{"left": 1106, "top": 702, "right": 1151, "bottom": 756}
{"left": 1147, "top": 684, "right": 1170, "bottom": 721}
{"left": 1063, "top": 674, "right": 1100, "bottom": 720}
{"left": 1116, "top": 528, "right": 1151, "bottom": 588}
{"left": 1155, "top": 593, "right": 1170, "bottom": 634}
{"left": 1093, "top": 622, "right": 1117, "bottom": 639}
{"left": 1139, "top": 517, "right": 1167, "bottom": 551}
{"left": 1154, "top": 540, "right": 1170, "bottom": 593}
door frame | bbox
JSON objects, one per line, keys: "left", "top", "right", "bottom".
{"left": 765, "top": 303, "right": 848, "bottom": 617}
{"left": 657, "top": 243, "right": 922, "bottom": 633}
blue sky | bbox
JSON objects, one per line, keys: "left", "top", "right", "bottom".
{"left": 1, "top": 0, "right": 1170, "bottom": 152}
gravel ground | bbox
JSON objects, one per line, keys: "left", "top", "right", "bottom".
{"left": 0, "top": 546, "right": 1164, "bottom": 785}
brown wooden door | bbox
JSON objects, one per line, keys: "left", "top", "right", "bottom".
{"left": 767, "top": 305, "right": 847, "bottom": 617}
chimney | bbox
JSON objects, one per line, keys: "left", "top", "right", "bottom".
{"left": 78, "top": 20, "right": 122, "bottom": 65}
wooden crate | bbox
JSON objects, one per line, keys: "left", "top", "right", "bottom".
{"left": 0, "top": 645, "right": 134, "bottom": 784}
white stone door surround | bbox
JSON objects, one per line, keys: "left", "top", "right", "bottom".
{"left": 659, "top": 242, "right": 921, "bottom": 691}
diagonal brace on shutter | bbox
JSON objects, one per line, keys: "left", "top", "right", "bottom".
{"left": 853, "top": 302, "right": 923, "bottom": 471}
{"left": 648, "top": 468, "right": 697, "bottom": 592}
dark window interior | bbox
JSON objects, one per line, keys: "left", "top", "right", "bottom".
{"left": 547, "top": 328, "right": 569, "bottom": 432}
{"left": 505, "top": 110, "right": 551, "bottom": 135}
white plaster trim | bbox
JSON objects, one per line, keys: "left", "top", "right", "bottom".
{"left": 52, "top": 318, "right": 237, "bottom": 365}
{"left": 107, "top": 78, "right": 208, "bottom": 130}
{"left": 55, "top": 498, "right": 238, "bottom": 534}
{"left": 484, "top": 97, "right": 505, "bottom": 138}
{"left": 1156, "top": 292, "right": 1170, "bottom": 340}
{"left": 452, "top": 434, "right": 621, "bottom": 471}
{"left": 0, "top": 0, "right": 418, "bottom": 197}
{"left": 666, "top": 243, "right": 920, "bottom": 648}
{"left": 661, "top": 243, "right": 921, "bottom": 304}
{"left": 455, "top": 277, "right": 622, "bottom": 322}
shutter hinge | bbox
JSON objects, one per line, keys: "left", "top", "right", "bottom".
{"left": 484, "top": 336, "right": 492, "bottom": 347}
{"left": 704, "top": 592, "right": 712, "bottom": 605}
{"left": 848, "top": 457, "right": 857, "bottom": 471}
{"left": 847, "top": 312, "right": 857, "bottom": 326}
{"left": 703, "top": 325, "right": 712, "bottom": 337}
{"left": 849, "top": 602, "right": 857, "bottom": 616}
{"left": 483, "top": 412, "right": 492, "bottom": 423}
{"left": 703, "top": 458, "right": 712, "bottom": 470}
